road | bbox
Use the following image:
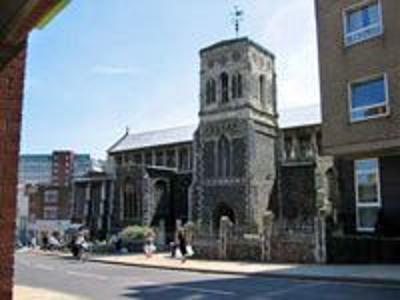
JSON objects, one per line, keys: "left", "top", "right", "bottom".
{"left": 15, "top": 252, "right": 400, "bottom": 299}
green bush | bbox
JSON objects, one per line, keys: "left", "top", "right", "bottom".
{"left": 119, "top": 225, "right": 153, "bottom": 244}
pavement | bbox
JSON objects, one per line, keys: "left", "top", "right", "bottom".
{"left": 15, "top": 252, "right": 400, "bottom": 299}
{"left": 27, "top": 248, "right": 400, "bottom": 286}
{"left": 14, "top": 285, "right": 88, "bottom": 300}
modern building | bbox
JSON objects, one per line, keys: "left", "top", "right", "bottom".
{"left": 18, "top": 154, "right": 52, "bottom": 184}
{"left": 19, "top": 151, "right": 93, "bottom": 186}
{"left": 0, "top": 1, "right": 69, "bottom": 299}
{"left": 315, "top": 0, "right": 400, "bottom": 238}
{"left": 17, "top": 151, "right": 92, "bottom": 242}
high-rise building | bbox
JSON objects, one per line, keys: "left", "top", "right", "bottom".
{"left": 19, "top": 151, "right": 92, "bottom": 186}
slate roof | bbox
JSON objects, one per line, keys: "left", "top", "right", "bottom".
{"left": 109, "top": 125, "right": 196, "bottom": 153}
{"left": 108, "top": 104, "right": 321, "bottom": 153}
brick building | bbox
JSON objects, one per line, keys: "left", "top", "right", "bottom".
{"left": 18, "top": 151, "right": 91, "bottom": 239}
{"left": 27, "top": 184, "right": 72, "bottom": 238}
{"left": 316, "top": 0, "right": 400, "bottom": 234}
{"left": 0, "top": 1, "right": 69, "bottom": 299}
{"left": 316, "top": 0, "right": 400, "bottom": 261}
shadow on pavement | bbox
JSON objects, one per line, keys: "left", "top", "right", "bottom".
{"left": 120, "top": 276, "right": 400, "bottom": 300}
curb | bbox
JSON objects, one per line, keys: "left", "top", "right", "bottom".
{"left": 89, "top": 258, "right": 400, "bottom": 287}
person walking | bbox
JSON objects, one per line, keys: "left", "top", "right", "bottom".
{"left": 177, "top": 227, "right": 187, "bottom": 263}
{"left": 144, "top": 229, "right": 156, "bottom": 258}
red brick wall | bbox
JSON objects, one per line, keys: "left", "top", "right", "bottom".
{"left": 0, "top": 46, "right": 27, "bottom": 300}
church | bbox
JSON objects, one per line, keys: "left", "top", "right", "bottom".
{"left": 102, "top": 37, "right": 333, "bottom": 245}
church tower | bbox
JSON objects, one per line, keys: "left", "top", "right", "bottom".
{"left": 190, "top": 37, "right": 278, "bottom": 233}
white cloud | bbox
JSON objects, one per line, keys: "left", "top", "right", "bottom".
{"left": 91, "top": 65, "right": 139, "bottom": 75}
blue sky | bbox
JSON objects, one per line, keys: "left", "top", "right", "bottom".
{"left": 22, "top": 0, "right": 319, "bottom": 158}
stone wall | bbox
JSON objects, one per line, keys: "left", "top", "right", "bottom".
{"left": 192, "top": 212, "right": 327, "bottom": 264}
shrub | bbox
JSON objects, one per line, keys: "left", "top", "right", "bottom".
{"left": 119, "top": 226, "right": 153, "bottom": 244}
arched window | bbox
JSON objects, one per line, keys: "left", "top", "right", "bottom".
{"left": 232, "top": 73, "right": 243, "bottom": 99}
{"left": 237, "top": 73, "right": 243, "bottom": 98}
{"left": 259, "top": 75, "right": 266, "bottom": 105}
{"left": 206, "top": 79, "right": 216, "bottom": 104}
{"left": 218, "top": 135, "right": 231, "bottom": 178}
{"left": 231, "top": 76, "right": 237, "bottom": 99}
{"left": 220, "top": 73, "right": 229, "bottom": 103}
{"left": 124, "top": 179, "right": 141, "bottom": 220}
{"left": 124, "top": 180, "right": 134, "bottom": 219}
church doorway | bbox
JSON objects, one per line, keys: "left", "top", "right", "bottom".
{"left": 151, "top": 180, "right": 174, "bottom": 245}
{"left": 213, "top": 203, "right": 235, "bottom": 233}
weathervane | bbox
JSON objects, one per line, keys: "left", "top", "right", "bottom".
{"left": 231, "top": 5, "right": 244, "bottom": 38}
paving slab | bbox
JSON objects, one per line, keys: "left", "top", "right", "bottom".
{"left": 14, "top": 285, "right": 88, "bottom": 300}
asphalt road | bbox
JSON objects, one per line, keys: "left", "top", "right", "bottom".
{"left": 15, "top": 252, "right": 400, "bottom": 300}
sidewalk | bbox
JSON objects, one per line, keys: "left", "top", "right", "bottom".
{"left": 14, "top": 285, "right": 88, "bottom": 300}
{"left": 90, "top": 253, "right": 400, "bottom": 286}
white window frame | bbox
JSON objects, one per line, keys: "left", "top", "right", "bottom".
{"left": 348, "top": 73, "right": 390, "bottom": 123}
{"left": 343, "top": 0, "right": 383, "bottom": 47}
{"left": 354, "top": 158, "right": 382, "bottom": 232}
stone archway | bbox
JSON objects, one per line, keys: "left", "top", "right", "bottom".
{"left": 151, "top": 179, "right": 174, "bottom": 244}
{"left": 213, "top": 202, "right": 236, "bottom": 233}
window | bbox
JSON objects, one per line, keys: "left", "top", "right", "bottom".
{"left": 231, "top": 73, "right": 242, "bottom": 99}
{"left": 206, "top": 79, "right": 216, "bottom": 104}
{"left": 134, "top": 153, "right": 142, "bottom": 165}
{"left": 44, "top": 206, "right": 58, "bottom": 220}
{"left": 145, "top": 152, "right": 153, "bottom": 165}
{"left": 44, "top": 190, "right": 58, "bottom": 204}
{"left": 259, "top": 75, "right": 266, "bottom": 105}
{"left": 220, "top": 73, "right": 229, "bottom": 103}
{"left": 124, "top": 181, "right": 139, "bottom": 219}
{"left": 355, "top": 159, "right": 381, "bottom": 232}
{"left": 299, "top": 136, "right": 312, "bottom": 160}
{"left": 344, "top": 1, "right": 383, "bottom": 46}
{"left": 218, "top": 136, "right": 231, "bottom": 178}
{"left": 350, "top": 74, "right": 389, "bottom": 121}
{"left": 178, "top": 148, "right": 188, "bottom": 171}
{"left": 156, "top": 151, "right": 164, "bottom": 166}
{"left": 166, "top": 150, "right": 176, "bottom": 168}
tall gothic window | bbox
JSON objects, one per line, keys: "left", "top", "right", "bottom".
{"left": 220, "top": 72, "right": 229, "bottom": 103}
{"left": 124, "top": 180, "right": 141, "bottom": 220}
{"left": 232, "top": 73, "right": 243, "bottom": 99}
{"left": 218, "top": 135, "right": 231, "bottom": 178}
{"left": 259, "top": 75, "right": 266, "bottom": 105}
{"left": 206, "top": 79, "right": 216, "bottom": 104}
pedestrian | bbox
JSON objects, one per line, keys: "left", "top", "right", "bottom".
{"left": 144, "top": 229, "right": 156, "bottom": 258}
{"left": 30, "top": 236, "right": 37, "bottom": 249}
{"left": 42, "top": 233, "right": 49, "bottom": 250}
{"left": 177, "top": 227, "right": 187, "bottom": 263}
{"left": 115, "top": 236, "right": 122, "bottom": 253}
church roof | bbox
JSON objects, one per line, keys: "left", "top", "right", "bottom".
{"left": 108, "top": 125, "right": 196, "bottom": 154}
{"left": 108, "top": 104, "right": 321, "bottom": 154}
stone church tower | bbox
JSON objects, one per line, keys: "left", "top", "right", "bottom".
{"left": 190, "top": 38, "right": 278, "bottom": 233}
